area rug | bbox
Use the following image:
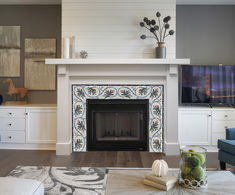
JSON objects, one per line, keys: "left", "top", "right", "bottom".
{"left": 7, "top": 166, "right": 108, "bottom": 195}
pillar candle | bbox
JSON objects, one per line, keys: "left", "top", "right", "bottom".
{"left": 64, "top": 37, "right": 70, "bottom": 59}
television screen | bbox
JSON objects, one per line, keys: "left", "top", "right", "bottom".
{"left": 181, "top": 65, "right": 235, "bottom": 105}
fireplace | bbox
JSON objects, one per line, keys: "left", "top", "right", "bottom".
{"left": 87, "top": 99, "right": 148, "bottom": 151}
{"left": 72, "top": 84, "right": 164, "bottom": 152}
{"left": 46, "top": 58, "right": 190, "bottom": 155}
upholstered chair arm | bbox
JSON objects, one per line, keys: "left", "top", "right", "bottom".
{"left": 226, "top": 128, "right": 235, "bottom": 140}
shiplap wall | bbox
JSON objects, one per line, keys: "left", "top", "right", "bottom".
{"left": 62, "top": 0, "right": 176, "bottom": 58}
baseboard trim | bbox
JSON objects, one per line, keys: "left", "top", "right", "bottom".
{"left": 56, "top": 142, "right": 72, "bottom": 155}
{"left": 0, "top": 143, "right": 56, "bottom": 150}
{"left": 164, "top": 142, "right": 180, "bottom": 155}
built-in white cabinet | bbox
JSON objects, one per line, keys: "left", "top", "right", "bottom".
{"left": 179, "top": 107, "right": 235, "bottom": 151}
{"left": 26, "top": 108, "right": 57, "bottom": 144}
{"left": 0, "top": 105, "right": 57, "bottom": 150}
{"left": 179, "top": 109, "right": 211, "bottom": 145}
{"left": 0, "top": 108, "right": 25, "bottom": 144}
{"left": 211, "top": 110, "right": 235, "bottom": 145}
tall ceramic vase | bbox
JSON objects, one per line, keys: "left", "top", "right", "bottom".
{"left": 156, "top": 42, "right": 166, "bottom": 59}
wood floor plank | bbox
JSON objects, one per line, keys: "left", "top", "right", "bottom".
{"left": 0, "top": 150, "right": 231, "bottom": 177}
{"left": 105, "top": 151, "right": 117, "bottom": 167}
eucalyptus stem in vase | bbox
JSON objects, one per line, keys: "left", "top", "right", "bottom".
{"left": 139, "top": 12, "right": 175, "bottom": 58}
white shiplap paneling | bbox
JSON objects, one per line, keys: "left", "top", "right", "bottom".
{"left": 62, "top": 0, "right": 176, "bottom": 58}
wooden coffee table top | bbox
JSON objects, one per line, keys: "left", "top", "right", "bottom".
{"left": 106, "top": 168, "right": 235, "bottom": 195}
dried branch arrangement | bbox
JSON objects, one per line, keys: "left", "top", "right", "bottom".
{"left": 140, "top": 12, "right": 175, "bottom": 43}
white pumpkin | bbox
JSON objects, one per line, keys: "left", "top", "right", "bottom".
{"left": 152, "top": 160, "right": 168, "bottom": 177}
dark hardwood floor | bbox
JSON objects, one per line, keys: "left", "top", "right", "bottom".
{"left": 0, "top": 150, "right": 224, "bottom": 177}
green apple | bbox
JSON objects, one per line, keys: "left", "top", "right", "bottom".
{"left": 188, "top": 156, "right": 201, "bottom": 167}
{"left": 181, "top": 162, "right": 192, "bottom": 175}
{"left": 181, "top": 151, "right": 191, "bottom": 161}
{"left": 189, "top": 149, "right": 196, "bottom": 153}
{"left": 192, "top": 166, "right": 205, "bottom": 180}
{"left": 195, "top": 154, "right": 205, "bottom": 165}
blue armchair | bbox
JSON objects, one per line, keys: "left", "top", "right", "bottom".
{"left": 217, "top": 128, "right": 235, "bottom": 170}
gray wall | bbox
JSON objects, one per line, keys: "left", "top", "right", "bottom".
{"left": 176, "top": 5, "right": 235, "bottom": 65}
{"left": 0, "top": 5, "right": 61, "bottom": 104}
{"left": 1, "top": 5, "right": 234, "bottom": 103}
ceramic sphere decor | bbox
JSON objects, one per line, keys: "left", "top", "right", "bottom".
{"left": 72, "top": 85, "right": 164, "bottom": 152}
{"left": 152, "top": 160, "right": 168, "bottom": 177}
{"left": 139, "top": 11, "right": 175, "bottom": 58}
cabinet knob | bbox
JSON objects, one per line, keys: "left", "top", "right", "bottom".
{"left": 8, "top": 123, "right": 12, "bottom": 126}
{"left": 225, "top": 115, "right": 228, "bottom": 117}
{"left": 9, "top": 112, "right": 12, "bottom": 115}
{"left": 8, "top": 136, "right": 12, "bottom": 139}
{"left": 208, "top": 115, "right": 211, "bottom": 117}
{"left": 25, "top": 113, "right": 28, "bottom": 115}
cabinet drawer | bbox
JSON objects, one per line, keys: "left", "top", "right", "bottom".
{"left": 0, "top": 131, "right": 25, "bottom": 143}
{"left": 0, "top": 118, "right": 25, "bottom": 131}
{"left": 0, "top": 108, "right": 25, "bottom": 117}
{"left": 212, "top": 121, "right": 235, "bottom": 133}
{"left": 212, "top": 132, "right": 226, "bottom": 145}
{"left": 212, "top": 111, "right": 235, "bottom": 121}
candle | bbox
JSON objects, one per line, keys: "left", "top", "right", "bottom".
{"left": 64, "top": 37, "right": 70, "bottom": 59}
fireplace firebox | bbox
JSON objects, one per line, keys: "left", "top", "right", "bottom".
{"left": 87, "top": 99, "right": 148, "bottom": 151}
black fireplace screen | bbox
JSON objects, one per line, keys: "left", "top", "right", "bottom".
{"left": 87, "top": 99, "right": 148, "bottom": 151}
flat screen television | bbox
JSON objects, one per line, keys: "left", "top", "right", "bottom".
{"left": 180, "top": 65, "right": 235, "bottom": 106}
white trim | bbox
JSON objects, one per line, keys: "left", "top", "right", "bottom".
{"left": 164, "top": 142, "right": 180, "bottom": 155}
{"left": 0, "top": 143, "right": 55, "bottom": 150}
{"left": 56, "top": 142, "right": 72, "bottom": 155}
{"left": 46, "top": 58, "right": 190, "bottom": 65}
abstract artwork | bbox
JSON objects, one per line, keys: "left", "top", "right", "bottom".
{"left": 8, "top": 166, "right": 107, "bottom": 194}
{"left": 72, "top": 85, "right": 164, "bottom": 152}
{"left": 24, "top": 38, "right": 56, "bottom": 90}
{"left": 0, "top": 26, "right": 20, "bottom": 77}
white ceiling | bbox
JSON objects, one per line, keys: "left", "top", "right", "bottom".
{"left": 0, "top": 0, "right": 235, "bottom": 5}
{"left": 0, "top": 0, "right": 61, "bottom": 4}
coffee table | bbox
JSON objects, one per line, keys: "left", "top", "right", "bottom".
{"left": 106, "top": 168, "right": 235, "bottom": 195}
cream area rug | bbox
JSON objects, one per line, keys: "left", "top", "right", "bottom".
{"left": 7, "top": 166, "right": 108, "bottom": 195}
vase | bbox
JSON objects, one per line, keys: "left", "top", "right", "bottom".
{"left": 179, "top": 146, "right": 207, "bottom": 189}
{"left": 155, "top": 42, "right": 166, "bottom": 59}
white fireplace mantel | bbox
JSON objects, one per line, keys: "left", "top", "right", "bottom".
{"left": 46, "top": 58, "right": 190, "bottom": 155}
{"left": 46, "top": 58, "right": 190, "bottom": 65}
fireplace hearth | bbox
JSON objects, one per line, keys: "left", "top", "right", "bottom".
{"left": 87, "top": 99, "right": 148, "bottom": 151}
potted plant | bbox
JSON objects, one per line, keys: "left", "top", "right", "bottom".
{"left": 140, "top": 12, "right": 175, "bottom": 58}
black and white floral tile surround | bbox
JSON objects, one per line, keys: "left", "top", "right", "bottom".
{"left": 72, "top": 85, "right": 164, "bottom": 152}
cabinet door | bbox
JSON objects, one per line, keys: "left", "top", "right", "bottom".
{"left": 25, "top": 108, "right": 57, "bottom": 143}
{"left": 211, "top": 109, "right": 235, "bottom": 145}
{"left": 179, "top": 110, "right": 211, "bottom": 145}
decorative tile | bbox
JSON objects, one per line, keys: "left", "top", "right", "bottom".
{"left": 72, "top": 85, "right": 164, "bottom": 152}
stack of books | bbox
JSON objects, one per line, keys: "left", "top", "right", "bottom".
{"left": 143, "top": 174, "right": 178, "bottom": 191}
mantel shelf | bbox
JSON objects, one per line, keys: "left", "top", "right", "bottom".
{"left": 45, "top": 58, "right": 190, "bottom": 65}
